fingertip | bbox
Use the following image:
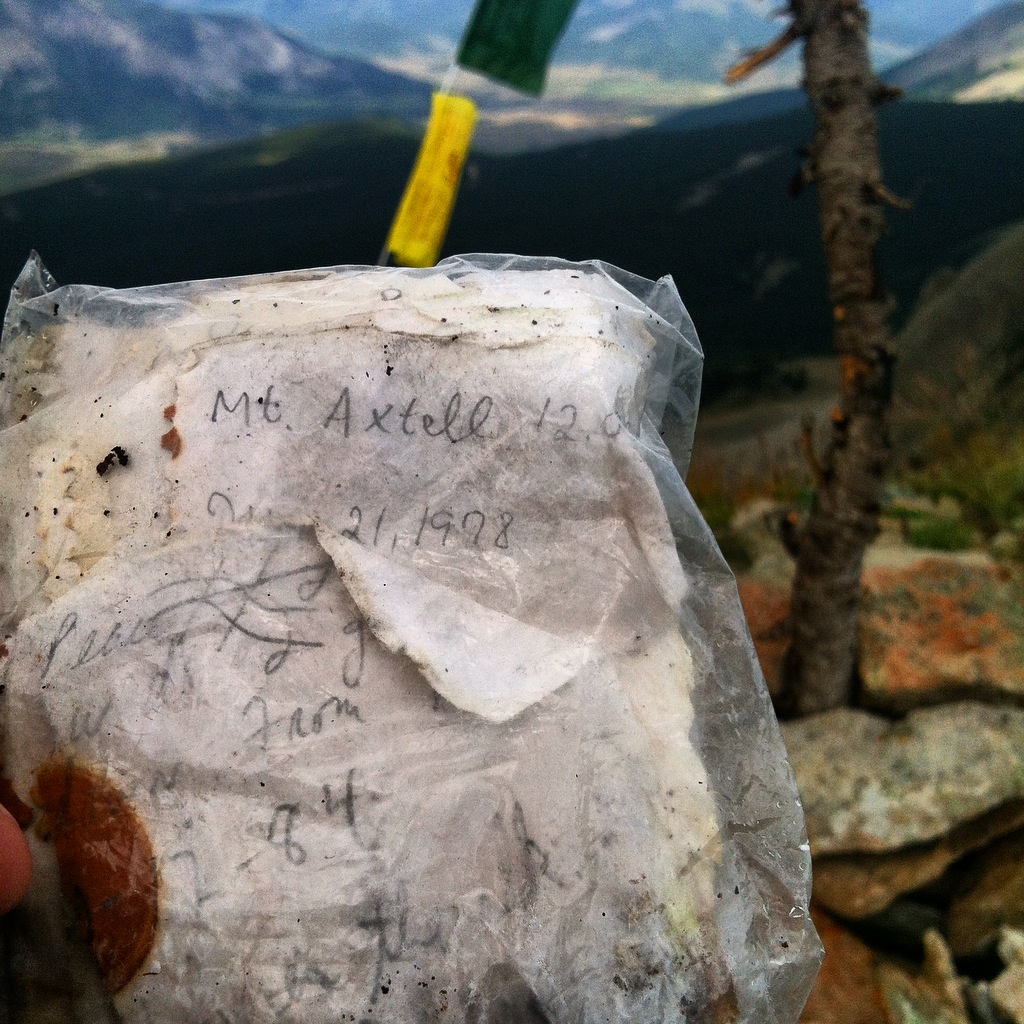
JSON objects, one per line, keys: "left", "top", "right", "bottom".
{"left": 0, "top": 802, "right": 32, "bottom": 915}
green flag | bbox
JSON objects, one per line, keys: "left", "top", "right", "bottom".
{"left": 457, "top": 0, "right": 580, "bottom": 95}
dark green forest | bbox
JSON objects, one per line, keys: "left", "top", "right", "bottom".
{"left": 1, "top": 101, "right": 1021, "bottom": 393}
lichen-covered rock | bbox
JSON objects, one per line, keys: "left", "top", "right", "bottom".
{"left": 813, "top": 802, "right": 1024, "bottom": 921}
{"left": 797, "top": 909, "right": 887, "bottom": 1024}
{"left": 948, "top": 830, "right": 1024, "bottom": 956}
{"left": 859, "top": 556, "right": 1024, "bottom": 712}
{"left": 783, "top": 703, "right": 1024, "bottom": 855}
{"left": 736, "top": 579, "right": 789, "bottom": 697}
{"left": 876, "top": 931, "right": 970, "bottom": 1024}
{"left": 991, "top": 930, "right": 1024, "bottom": 1024}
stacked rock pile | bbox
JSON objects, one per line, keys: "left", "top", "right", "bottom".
{"left": 728, "top": 500, "right": 1024, "bottom": 1024}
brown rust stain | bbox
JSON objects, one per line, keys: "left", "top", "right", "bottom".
{"left": 32, "top": 759, "right": 159, "bottom": 993}
{"left": 160, "top": 426, "right": 182, "bottom": 459}
{"left": 161, "top": 403, "right": 182, "bottom": 458}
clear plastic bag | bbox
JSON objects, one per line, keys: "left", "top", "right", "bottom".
{"left": 0, "top": 253, "right": 819, "bottom": 1023}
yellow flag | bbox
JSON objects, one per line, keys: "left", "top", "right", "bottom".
{"left": 386, "top": 93, "right": 478, "bottom": 268}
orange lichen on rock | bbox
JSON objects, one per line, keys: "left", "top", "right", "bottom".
{"left": 737, "top": 579, "right": 791, "bottom": 697}
{"left": 32, "top": 759, "right": 159, "bottom": 993}
{"left": 799, "top": 908, "right": 888, "bottom": 1024}
{"left": 860, "top": 558, "right": 1024, "bottom": 710}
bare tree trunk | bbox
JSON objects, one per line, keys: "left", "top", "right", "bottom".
{"left": 729, "top": 1, "right": 899, "bottom": 716}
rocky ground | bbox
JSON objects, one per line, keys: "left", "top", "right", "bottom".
{"left": 725, "top": 496, "right": 1024, "bottom": 1024}
{"left": 668, "top": 217, "right": 1024, "bottom": 1024}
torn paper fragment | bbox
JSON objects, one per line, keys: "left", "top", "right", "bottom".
{"left": 0, "top": 254, "right": 820, "bottom": 1024}
{"left": 314, "top": 521, "right": 594, "bottom": 721}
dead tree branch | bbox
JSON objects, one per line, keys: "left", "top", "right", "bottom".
{"left": 727, "top": 0, "right": 900, "bottom": 716}
{"left": 725, "top": 23, "right": 802, "bottom": 84}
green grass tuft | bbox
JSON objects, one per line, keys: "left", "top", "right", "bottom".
{"left": 906, "top": 516, "right": 976, "bottom": 552}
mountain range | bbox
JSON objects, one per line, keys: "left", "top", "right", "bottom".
{"left": 2, "top": 0, "right": 1022, "bottom": 173}
{"left": 658, "top": 1, "right": 1024, "bottom": 132}
{"left": 80, "top": 0, "right": 1024, "bottom": 140}
{"left": 0, "top": 0, "right": 430, "bottom": 142}
{"left": 138, "top": 0, "right": 1015, "bottom": 84}
{"left": 886, "top": 0, "right": 1024, "bottom": 100}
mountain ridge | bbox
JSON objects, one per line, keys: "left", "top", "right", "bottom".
{"left": 657, "top": 1, "right": 1024, "bottom": 133}
{"left": 137, "top": 0, "right": 1014, "bottom": 85}
{"left": 3, "top": 0, "right": 1023, "bottom": 166}
{"left": 885, "top": 0, "right": 1024, "bottom": 100}
{"left": 0, "top": 0, "right": 431, "bottom": 143}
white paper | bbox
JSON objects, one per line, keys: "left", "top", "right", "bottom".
{"left": 0, "top": 256, "right": 819, "bottom": 1024}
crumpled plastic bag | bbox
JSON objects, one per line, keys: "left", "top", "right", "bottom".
{"left": 0, "top": 253, "right": 820, "bottom": 1023}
